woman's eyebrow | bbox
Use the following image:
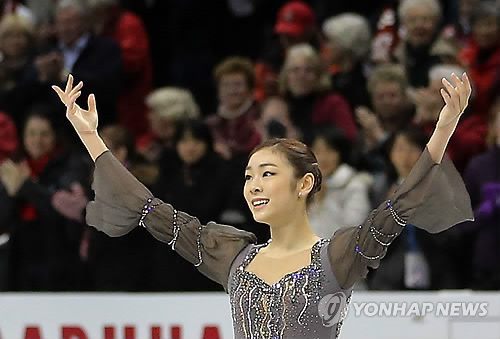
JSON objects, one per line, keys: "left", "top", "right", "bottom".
{"left": 245, "top": 163, "right": 278, "bottom": 170}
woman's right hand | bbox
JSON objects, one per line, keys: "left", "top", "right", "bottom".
{"left": 52, "top": 75, "right": 98, "bottom": 136}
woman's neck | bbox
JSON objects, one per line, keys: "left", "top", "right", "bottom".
{"left": 267, "top": 212, "right": 319, "bottom": 254}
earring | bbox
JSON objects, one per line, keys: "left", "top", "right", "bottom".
{"left": 298, "top": 192, "right": 303, "bottom": 197}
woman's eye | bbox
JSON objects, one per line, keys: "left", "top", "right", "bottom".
{"left": 245, "top": 174, "right": 252, "bottom": 181}
{"left": 263, "top": 171, "right": 275, "bottom": 177}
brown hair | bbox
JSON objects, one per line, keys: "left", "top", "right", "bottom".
{"left": 214, "top": 56, "right": 256, "bottom": 89}
{"left": 249, "top": 138, "right": 322, "bottom": 205}
{"left": 100, "top": 125, "right": 134, "bottom": 154}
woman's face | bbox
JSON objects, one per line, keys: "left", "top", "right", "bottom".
{"left": 311, "top": 137, "right": 340, "bottom": 177}
{"left": 149, "top": 112, "right": 176, "bottom": 141}
{"left": 244, "top": 148, "right": 301, "bottom": 225}
{"left": 390, "top": 134, "right": 422, "bottom": 178}
{"left": 176, "top": 130, "right": 207, "bottom": 165}
{"left": 403, "top": 6, "right": 439, "bottom": 47}
{"left": 372, "top": 81, "right": 407, "bottom": 119}
{"left": 473, "top": 15, "right": 499, "bottom": 49}
{"left": 23, "top": 116, "right": 56, "bottom": 160}
{"left": 286, "top": 55, "right": 318, "bottom": 97}
{"left": 0, "top": 28, "right": 29, "bottom": 58}
{"left": 218, "top": 73, "right": 252, "bottom": 111}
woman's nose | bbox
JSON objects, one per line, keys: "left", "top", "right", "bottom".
{"left": 251, "top": 184, "right": 262, "bottom": 194}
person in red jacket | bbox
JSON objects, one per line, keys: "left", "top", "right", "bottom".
{"left": 458, "top": 1, "right": 499, "bottom": 122}
{"left": 89, "top": 0, "right": 153, "bottom": 137}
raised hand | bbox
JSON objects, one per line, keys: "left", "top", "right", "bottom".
{"left": 52, "top": 75, "right": 98, "bottom": 136}
{"left": 436, "top": 73, "right": 472, "bottom": 129}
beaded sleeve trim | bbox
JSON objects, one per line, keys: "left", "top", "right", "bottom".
{"left": 355, "top": 200, "right": 407, "bottom": 260}
{"left": 140, "top": 198, "right": 204, "bottom": 267}
{"left": 139, "top": 198, "right": 163, "bottom": 228}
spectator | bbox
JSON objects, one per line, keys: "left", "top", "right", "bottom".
{"left": 459, "top": 1, "right": 500, "bottom": 122}
{"left": 460, "top": 100, "right": 500, "bottom": 290}
{"left": 138, "top": 87, "right": 200, "bottom": 163}
{"left": 393, "top": 0, "right": 455, "bottom": 87}
{"left": 352, "top": 64, "right": 414, "bottom": 205}
{"left": 206, "top": 56, "right": 261, "bottom": 160}
{"left": 279, "top": 43, "right": 358, "bottom": 143}
{"left": 0, "top": 108, "right": 89, "bottom": 291}
{"left": 20, "top": 0, "right": 123, "bottom": 138}
{"left": 89, "top": 0, "right": 153, "bottom": 137}
{"left": 257, "top": 96, "right": 300, "bottom": 141}
{"left": 255, "top": 0, "right": 319, "bottom": 102}
{"left": 322, "top": 13, "right": 372, "bottom": 110}
{"left": 150, "top": 119, "right": 229, "bottom": 291}
{"left": 308, "top": 126, "right": 372, "bottom": 239}
{"left": 0, "top": 14, "right": 35, "bottom": 126}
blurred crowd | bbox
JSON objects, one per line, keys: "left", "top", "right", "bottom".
{"left": 0, "top": 0, "right": 498, "bottom": 292}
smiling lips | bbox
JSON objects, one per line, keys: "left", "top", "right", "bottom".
{"left": 251, "top": 198, "right": 270, "bottom": 209}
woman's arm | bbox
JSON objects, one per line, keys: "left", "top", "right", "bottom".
{"left": 427, "top": 73, "right": 472, "bottom": 163}
{"left": 52, "top": 76, "right": 257, "bottom": 291}
{"left": 328, "top": 73, "right": 474, "bottom": 289}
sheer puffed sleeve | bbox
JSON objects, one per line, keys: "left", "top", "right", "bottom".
{"left": 329, "top": 147, "right": 473, "bottom": 289}
{"left": 86, "top": 151, "right": 257, "bottom": 291}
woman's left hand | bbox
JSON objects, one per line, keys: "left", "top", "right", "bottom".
{"left": 436, "top": 73, "right": 472, "bottom": 129}
{"left": 0, "top": 160, "right": 30, "bottom": 196}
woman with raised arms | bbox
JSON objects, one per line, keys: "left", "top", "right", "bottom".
{"left": 52, "top": 72, "right": 473, "bottom": 338}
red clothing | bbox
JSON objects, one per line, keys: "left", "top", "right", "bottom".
{"left": 312, "top": 93, "right": 358, "bottom": 141}
{"left": 20, "top": 148, "right": 63, "bottom": 221}
{"left": 101, "top": 8, "right": 153, "bottom": 137}
{"left": 0, "top": 112, "right": 17, "bottom": 163}
{"left": 206, "top": 102, "right": 261, "bottom": 154}
{"left": 459, "top": 40, "right": 500, "bottom": 120}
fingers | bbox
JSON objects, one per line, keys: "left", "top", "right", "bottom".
{"left": 441, "top": 78, "right": 458, "bottom": 109}
{"left": 440, "top": 88, "right": 452, "bottom": 107}
{"left": 88, "top": 94, "right": 96, "bottom": 112}
{"left": 462, "top": 72, "right": 472, "bottom": 109}
{"left": 64, "top": 74, "right": 73, "bottom": 94}
{"left": 452, "top": 73, "right": 466, "bottom": 110}
{"left": 52, "top": 85, "right": 65, "bottom": 101}
{"left": 69, "top": 81, "right": 83, "bottom": 98}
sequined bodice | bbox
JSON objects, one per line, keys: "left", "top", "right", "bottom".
{"left": 228, "top": 239, "right": 351, "bottom": 339}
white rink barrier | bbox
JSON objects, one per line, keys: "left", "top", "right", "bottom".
{"left": 0, "top": 291, "right": 499, "bottom": 339}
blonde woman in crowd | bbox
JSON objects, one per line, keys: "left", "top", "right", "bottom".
{"left": 322, "top": 13, "right": 372, "bottom": 110}
{"left": 0, "top": 14, "right": 34, "bottom": 126}
{"left": 137, "top": 87, "right": 200, "bottom": 162}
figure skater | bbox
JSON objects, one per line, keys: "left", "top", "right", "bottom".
{"left": 52, "top": 72, "right": 473, "bottom": 338}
